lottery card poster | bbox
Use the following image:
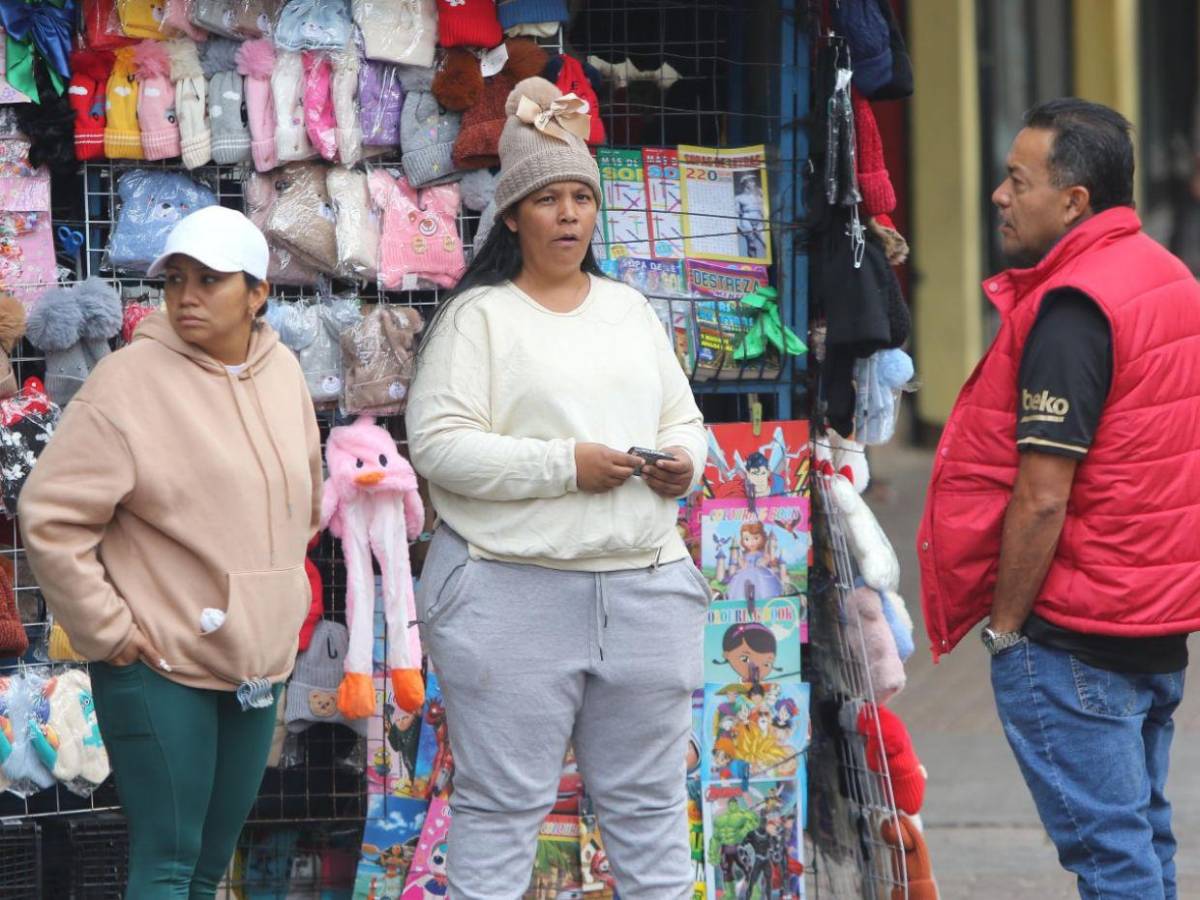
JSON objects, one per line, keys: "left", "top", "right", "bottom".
{"left": 702, "top": 681, "right": 811, "bottom": 785}
{"left": 643, "top": 146, "right": 686, "bottom": 259}
{"left": 678, "top": 145, "right": 773, "bottom": 265}
{"left": 702, "top": 779, "right": 805, "bottom": 899}
{"left": 598, "top": 147, "right": 652, "bottom": 258}
{"left": 701, "top": 497, "right": 811, "bottom": 601}
{"left": 684, "top": 259, "right": 770, "bottom": 380}
{"left": 704, "top": 420, "right": 811, "bottom": 500}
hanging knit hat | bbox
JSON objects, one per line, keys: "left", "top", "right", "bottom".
{"left": 104, "top": 47, "right": 145, "bottom": 160}
{"left": 496, "top": 0, "right": 567, "bottom": 30}
{"left": 339, "top": 305, "right": 423, "bottom": 416}
{"left": 0, "top": 563, "right": 25, "bottom": 657}
{"left": 329, "top": 39, "right": 361, "bottom": 164}
{"left": 437, "top": 0, "right": 502, "bottom": 48}
{"left": 302, "top": 51, "right": 338, "bottom": 161}
{"left": 491, "top": 76, "right": 600, "bottom": 219}
{"left": 237, "top": 39, "right": 278, "bottom": 171}
{"left": 167, "top": 39, "right": 211, "bottom": 169}
{"left": 264, "top": 161, "right": 338, "bottom": 272}
{"left": 0, "top": 293, "right": 26, "bottom": 400}
{"left": 441, "top": 38, "right": 546, "bottom": 171}
{"left": 858, "top": 703, "right": 926, "bottom": 815}
{"left": 853, "top": 91, "right": 895, "bottom": 219}
{"left": 119, "top": 0, "right": 168, "bottom": 39}
{"left": 244, "top": 172, "right": 323, "bottom": 286}
{"left": 68, "top": 50, "right": 115, "bottom": 162}
{"left": 284, "top": 620, "right": 368, "bottom": 736}
{"left": 134, "top": 41, "right": 182, "bottom": 161}
{"left": 352, "top": 0, "right": 435, "bottom": 66}
{"left": 369, "top": 171, "right": 464, "bottom": 290}
{"left": 543, "top": 53, "right": 604, "bottom": 146}
{"left": 359, "top": 57, "right": 405, "bottom": 149}
{"left": 274, "top": 0, "right": 353, "bottom": 52}
{"left": 161, "top": 0, "right": 209, "bottom": 42}
{"left": 399, "top": 65, "right": 461, "bottom": 187}
{"left": 202, "top": 40, "right": 251, "bottom": 164}
{"left": 328, "top": 166, "right": 379, "bottom": 280}
{"left": 273, "top": 49, "right": 316, "bottom": 161}
{"left": 26, "top": 278, "right": 123, "bottom": 407}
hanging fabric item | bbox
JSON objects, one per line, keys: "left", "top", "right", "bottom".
{"left": 329, "top": 37, "right": 360, "bottom": 164}
{"left": 0, "top": 0, "right": 73, "bottom": 102}
{"left": 68, "top": 49, "right": 114, "bottom": 161}
{"left": 166, "top": 38, "right": 210, "bottom": 168}
{"left": 133, "top": 40, "right": 181, "bottom": 160}
{"left": 352, "top": 0, "right": 435, "bottom": 67}
{"left": 236, "top": 38, "right": 276, "bottom": 171}
{"left": 823, "top": 65, "right": 859, "bottom": 208}
{"left": 104, "top": 46, "right": 144, "bottom": 160}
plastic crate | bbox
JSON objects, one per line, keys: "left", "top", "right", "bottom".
{"left": 43, "top": 814, "right": 129, "bottom": 899}
{"left": 0, "top": 821, "right": 41, "bottom": 899}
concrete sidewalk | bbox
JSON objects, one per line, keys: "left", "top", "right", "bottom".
{"left": 867, "top": 440, "right": 1200, "bottom": 899}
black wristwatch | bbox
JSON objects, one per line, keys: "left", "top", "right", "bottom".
{"left": 981, "top": 623, "right": 1023, "bottom": 656}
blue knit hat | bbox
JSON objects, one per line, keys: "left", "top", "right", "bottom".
{"left": 497, "top": 0, "right": 568, "bottom": 29}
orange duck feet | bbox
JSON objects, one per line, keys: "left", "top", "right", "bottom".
{"left": 337, "top": 672, "right": 377, "bottom": 720}
{"left": 390, "top": 668, "right": 425, "bottom": 714}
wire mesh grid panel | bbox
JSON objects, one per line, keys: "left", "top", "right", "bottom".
{"left": 804, "top": 470, "right": 908, "bottom": 899}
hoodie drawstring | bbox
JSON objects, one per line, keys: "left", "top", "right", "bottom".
{"left": 246, "top": 366, "right": 295, "bottom": 519}
{"left": 225, "top": 368, "right": 279, "bottom": 566}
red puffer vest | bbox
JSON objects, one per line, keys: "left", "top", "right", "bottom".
{"left": 918, "top": 207, "right": 1200, "bottom": 660}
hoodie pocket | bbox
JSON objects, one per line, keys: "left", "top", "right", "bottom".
{"left": 198, "top": 566, "right": 309, "bottom": 684}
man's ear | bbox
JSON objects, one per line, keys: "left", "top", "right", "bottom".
{"left": 1064, "top": 185, "right": 1091, "bottom": 226}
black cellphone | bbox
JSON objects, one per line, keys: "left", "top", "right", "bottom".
{"left": 628, "top": 447, "right": 676, "bottom": 475}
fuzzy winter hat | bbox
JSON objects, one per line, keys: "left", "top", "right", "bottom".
{"left": 328, "top": 167, "right": 378, "bottom": 280}
{"left": 370, "top": 172, "right": 464, "bottom": 291}
{"left": 284, "top": 620, "right": 367, "bottom": 736}
{"left": 854, "top": 92, "right": 895, "bottom": 219}
{"left": 244, "top": 172, "right": 323, "bottom": 286}
{"left": 437, "top": 0, "right": 502, "bottom": 48}
{"left": 492, "top": 76, "right": 600, "bottom": 218}
{"left": 0, "top": 294, "right": 25, "bottom": 400}
{"left": 200, "top": 37, "right": 242, "bottom": 78}
{"left": 134, "top": 41, "right": 182, "bottom": 161}
{"left": 26, "top": 278, "right": 123, "bottom": 407}
{"left": 273, "top": 49, "right": 316, "bottom": 161}
{"left": 496, "top": 0, "right": 567, "bottom": 30}
{"left": 46, "top": 669, "right": 111, "bottom": 789}
{"left": 302, "top": 51, "right": 338, "bottom": 161}
{"left": 276, "top": 294, "right": 362, "bottom": 402}
{"left": 161, "top": 0, "right": 209, "bottom": 42}
{"left": 237, "top": 39, "right": 278, "bottom": 171}
{"left": 168, "top": 39, "right": 212, "bottom": 168}
{"left": 845, "top": 586, "right": 905, "bottom": 703}
{"left": 264, "top": 162, "right": 338, "bottom": 272}
{"left": 399, "top": 66, "right": 462, "bottom": 186}
{"left": 68, "top": 50, "right": 115, "bottom": 162}
{"left": 339, "top": 305, "right": 423, "bottom": 416}
{"left": 0, "top": 564, "right": 25, "bottom": 657}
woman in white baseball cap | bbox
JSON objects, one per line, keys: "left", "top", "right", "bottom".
{"left": 19, "top": 205, "right": 322, "bottom": 898}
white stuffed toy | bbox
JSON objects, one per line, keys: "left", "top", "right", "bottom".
{"left": 814, "top": 430, "right": 870, "bottom": 493}
{"left": 828, "top": 473, "right": 900, "bottom": 593}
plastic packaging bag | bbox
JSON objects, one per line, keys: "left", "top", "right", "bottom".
{"left": 107, "top": 169, "right": 216, "bottom": 273}
{"left": 190, "top": 0, "right": 279, "bottom": 39}
{"left": 339, "top": 305, "right": 423, "bottom": 416}
{"left": 276, "top": 296, "right": 361, "bottom": 404}
{"left": 84, "top": 0, "right": 137, "bottom": 49}
{"left": 264, "top": 162, "right": 338, "bottom": 273}
{"left": 327, "top": 166, "right": 378, "bottom": 280}
{"left": 357, "top": 55, "right": 403, "bottom": 148}
{"left": 274, "top": 0, "right": 352, "bottom": 52}
{"left": 161, "top": 0, "right": 209, "bottom": 41}
{"left": 351, "top": 0, "right": 434, "bottom": 66}
{"left": 118, "top": 0, "right": 168, "bottom": 39}
{"left": 0, "top": 670, "right": 56, "bottom": 797}
{"left": 244, "top": 172, "right": 322, "bottom": 286}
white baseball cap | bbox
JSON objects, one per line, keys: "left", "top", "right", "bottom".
{"left": 146, "top": 205, "right": 271, "bottom": 281}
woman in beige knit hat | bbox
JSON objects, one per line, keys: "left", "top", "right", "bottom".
{"left": 407, "top": 77, "right": 709, "bottom": 898}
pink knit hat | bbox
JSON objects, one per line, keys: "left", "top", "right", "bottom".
{"left": 369, "top": 170, "right": 465, "bottom": 290}
{"left": 237, "top": 39, "right": 277, "bottom": 172}
{"left": 133, "top": 40, "right": 181, "bottom": 160}
{"left": 303, "top": 51, "right": 337, "bottom": 162}
{"left": 437, "top": 0, "right": 503, "bottom": 48}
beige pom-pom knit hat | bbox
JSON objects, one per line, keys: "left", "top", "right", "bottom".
{"left": 491, "top": 76, "right": 602, "bottom": 220}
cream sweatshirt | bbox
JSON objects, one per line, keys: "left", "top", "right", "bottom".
{"left": 19, "top": 313, "right": 322, "bottom": 691}
{"left": 406, "top": 275, "right": 706, "bottom": 570}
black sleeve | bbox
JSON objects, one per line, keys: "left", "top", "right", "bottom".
{"left": 1016, "top": 289, "right": 1112, "bottom": 459}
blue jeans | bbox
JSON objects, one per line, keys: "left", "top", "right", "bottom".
{"left": 991, "top": 637, "right": 1185, "bottom": 900}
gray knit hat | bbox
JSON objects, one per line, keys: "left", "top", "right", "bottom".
{"left": 400, "top": 65, "right": 463, "bottom": 188}
{"left": 284, "top": 620, "right": 368, "bottom": 737}
{"left": 492, "top": 77, "right": 601, "bottom": 220}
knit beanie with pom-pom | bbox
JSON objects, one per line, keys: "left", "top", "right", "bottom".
{"left": 359, "top": 57, "right": 404, "bottom": 149}
{"left": 853, "top": 91, "right": 896, "bottom": 219}
{"left": 68, "top": 50, "right": 115, "bottom": 161}
{"left": 491, "top": 76, "right": 600, "bottom": 218}
{"left": 448, "top": 38, "right": 547, "bottom": 171}
{"left": 204, "top": 38, "right": 251, "bottom": 165}
{"left": 104, "top": 47, "right": 144, "bottom": 160}
{"left": 237, "top": 39, "right": 277, "bottom": 171}
{"left": 543, "top": 53, "right": 605, "bottom": 146}
{"left": 167, "top": 39, "right": 211, "bottom": 169}
{"left": 134, "top": 41, "right": 181, "bottom": 160}
{"left": 437, "top": 0, "right": 502, "bottom": 49}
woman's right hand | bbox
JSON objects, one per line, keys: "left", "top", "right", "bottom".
{"left": 108, "top": 624, "right": 169, "bottom": 671}
{"left": 575, "top": 443, "right": 642, "bottom": 493}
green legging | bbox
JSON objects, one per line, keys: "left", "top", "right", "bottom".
{"left": 90, "top": 661, "right": 280, "bottom": 899}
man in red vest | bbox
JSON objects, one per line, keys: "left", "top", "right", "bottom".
{"left": 919, "top": 98, "right": 1200, "bottom": 898}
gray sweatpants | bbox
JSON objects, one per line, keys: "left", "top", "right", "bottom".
{"left": 416, "top": 526, "right": 709, "bottom": 900}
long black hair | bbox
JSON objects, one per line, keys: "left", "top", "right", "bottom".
{"left": 418, "top": 214, "right": 605, "bottom": 353}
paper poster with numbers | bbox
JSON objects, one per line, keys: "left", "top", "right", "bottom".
{"left": 678, "top": 145, "right": 773, "bottom": 265}
{"left": 597, "top": 147, "right": 652, "bottom": 258}
{"left": 643, "top": 146, "right": 686, "bottom": 259}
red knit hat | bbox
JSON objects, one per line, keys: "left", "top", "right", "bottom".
{"left": 0, "top": 564, "right": 27, "bottom": 658}
{"left": 853, "top": 91, "right": 896, "bottom": 218}
{"left": 297, "top": 536, "right": 325, "bottom": 652}
{"left": 548, "top": 54, "right": 605, "bottom": 146}
{"left": 437, "top": 0, "right": 504, "bottom": 49}
{"left": 68, "top": 50, "right": 115, "bottom": 162}
{"left": 858, "top": 703, "right": 926, "bottom": 815}
{"left": 449, "top": 38, "right": 547, "bottom": 171}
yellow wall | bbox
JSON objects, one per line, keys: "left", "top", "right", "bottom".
{"left": 910, "top": 0, "right": 982, "bottom": 424}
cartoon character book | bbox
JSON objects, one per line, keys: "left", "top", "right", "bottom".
{"left": 702, "top": 682, "right": 811, "bottom": 784}
{"left": 703, "top": 595, "right": 807, "bottom": 685}
{"left": 580, "top": 812, "right": 617, "bottom": 895}
{"left": 703, "top": 421, "right": 810, "bottom": 500}
{"left": 701, "top": 497, "right": 810, "bottom": 602}
{"left": 353, "top": 794, "right": 429, "bottom": 899}
{"left": 702, "top": 779, "right": 805, "bottom": 900}
{"left": 400, "top": 796, "right": 451, "bottom": 899}
{"left": 524, "top": 815, "right": 585, "bottom": 899}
